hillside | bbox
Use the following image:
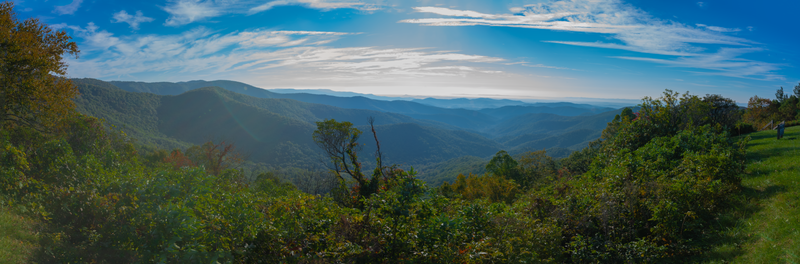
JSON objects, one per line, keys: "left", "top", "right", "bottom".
{"left": 506, "top": 129, "right": 600, "bottom": 153}
{"left": 359, "top": 123, "right": 501, "bottom": 166}
{"left": 72, "top": 79, "right": 191, "bottom": 151}
{"left": 415, "top": 156, "right": 488, "bottom": 186}
{"left": 103, "top": 78, "right": 624, "bottom": 150}
{"left": 157, "top": 87, "right": 319, "bottom": 166}
{"left": 108, "top": 79, "right": 614, "bottom": 131}
{"left": 71, "top": 79, "right": 514, "bottom": 169}
{"left": 79, "top": 78, "right": 624, "bottom": 147}
{"left": 489, "top": 110, "right": 619, "bottom": 140}
{"left": 110, "top": 80, "right": 498, "bottom": 130}
{"left": 700, "top": 126, "right": 800, "bottom": 262}
{"left": 479, "top": 103, "right": 614, "bottom": 119}
{"left": 412, "top": 97, "right": 527, "bottom": 109}
{"left": 71, "top": 78, "right": 627, "bottom": 187}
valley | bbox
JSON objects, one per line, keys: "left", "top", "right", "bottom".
{"left": 72, "top": 78, "right": 625, "bottom": 185}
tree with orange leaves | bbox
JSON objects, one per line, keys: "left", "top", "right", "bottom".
{"left": 0, "top": 2, "right": 80, "bottom": 132}
{"left": 163, "top": 149, "right": 195, "bottom": 169}
{"left": 742, "top": 95, "right": 774, "bottom": 129}
{"left": 186, "top": 140, "right": 244, "bottom": 176}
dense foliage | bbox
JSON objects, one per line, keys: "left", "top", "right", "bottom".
{"left": 438, "top": 90, "right": 749, "bottom": 261}
{"left": 0, "top": 1, "right": 79, "bottom": 132}
{"left": 2, "top": 90, "right": 750, "bottom": 263}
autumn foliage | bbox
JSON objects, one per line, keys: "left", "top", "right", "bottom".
{"left": 0, "top": 1, "right": 80, "bottom": 132}
{"left": 163, "top": 149, "right": 195, "bottom": 168}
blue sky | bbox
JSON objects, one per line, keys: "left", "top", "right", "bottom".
{"left": 13, "top": 0, "right": 800, "bottom": 103}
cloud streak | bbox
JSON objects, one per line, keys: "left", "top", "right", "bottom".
{"left": 249, "top": 0, "right": 380, "bottom": 14}
{"left": 613, "top": 48, "right": 784, "bottom": 81}
{"left": 163, "top": 0, "right": 221, "bottom": 26}
{"left": 63, "top": 24, "right": 503, "bottom": 82}
{"left": 53, "top": 0, "right": 83, "bottom": 15}
{"left": 112, "top": 10, "right": 154, "bottom": 30}
{"left": 400, "top": 0, "right": 780, "bottom": 80}
{"left": 159, "top": 0, "right": 382, "bottom": 25}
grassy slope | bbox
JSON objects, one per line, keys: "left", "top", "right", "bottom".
{"left": 0, "top": 203, "right": 39, "bottom": 263}
{"left": 701, "top": 126, "right": 800, "bottom": 263}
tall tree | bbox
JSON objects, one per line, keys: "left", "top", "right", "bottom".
{"left": 312, "top": 118, "right": 403, "bottom": 207}
{"left": 794, "top": 83, "right": 800, "bottom": 99}
{"left": 743, "top": 95, "right": 773, "bottom": 129}
{"left": 312, "top": 119, "right": 364, "bottom": 184}
{"left": 0, "top": 2, "right": 80, "bottom": 131}
{"left": 776, "top": 87, "right": 787, "bottom": 103}
{"left": 517, "top": 149, "right": 556, "bottom": 188}
{"left": 485, "top": 150, "right": 521, "bottom": 183}
{"left": 703, "top": 94, "right": 740, "bottom": 129}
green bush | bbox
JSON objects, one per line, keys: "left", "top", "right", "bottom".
{"left": 732, "top": 121, "right": 756, "bottom": 136}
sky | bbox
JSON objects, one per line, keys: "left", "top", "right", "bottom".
{"left": 13, "top": 0, "right": 800, "bottom": 103}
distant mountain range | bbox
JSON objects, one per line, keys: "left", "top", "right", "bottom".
{"left": 108, "top": 80, "right": 616, "bottom": 130}
{"left": 265, "top": 87, "right": 641, "bottom": 109}
{"left": 410, "top": 97, "right": 527, "bottom": 109}
{"left": 74, "top": 78, "right": 624, "bottom": 185}
{"left": 268, "top": 88, "right": 409, "bottom": 102}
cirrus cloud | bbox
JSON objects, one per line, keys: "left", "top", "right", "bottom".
{"left": 53, "top": 0, "right": 83, "bottom": 15}
{"left": 61, "top": 23, "right": 504, "bottom": 82}
{"left": 249, "top": 0, "right": 380, "bottom": 14}
{"left": 163, "top": 0, "right": 221, "bottom": 26}
{"left": 400, "top": 0, "right": 782, "bottom": 80}
{"left": 160, "top": 0, "right": 383, "bottom": 26}
{"left": 112, "top": 10, "right": 155, "bottom": 30}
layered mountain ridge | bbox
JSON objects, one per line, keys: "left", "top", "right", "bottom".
{"left": 73, "top": 78, "right": 624, "bottom": 184}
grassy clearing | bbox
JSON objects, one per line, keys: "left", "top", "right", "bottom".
{"left": 0, "top": 202, "right": 40, "bottom": 264}
{"left": 700, "top": 125, "right": 800, "bottom": 263}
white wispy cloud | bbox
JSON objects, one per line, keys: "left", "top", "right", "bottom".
{"left": 272, "top": 30, "right": 359, "bottom": 35}
{"left": 163, "top": 0, "right": 221, "bottom": 26}
{"left": 249, "top": 0, "right": 380, "bottom": 14}
{"left": 522, "top": 64, "right": 573, "bottom": 70}
{"left": 53, "top": 0, "right": 83, "bottom": 15}
{"left": 696, "top": 23, "right": 740, "bottom": 33}
{"left": 112, "top": 10, "right": 155, "bottom": 30}
{"left": 504, "top": 61, "right": 573, "bottom": 70}
{"left": 158, "top": 0, "right": 382, "bottom": 26}
{"left": 400, "top": 0, "right": 780, "bottom": 80}
{"left": 543, "top": 41, "right": 698, "bottom": 56}
{"left": 613, "top": 48, "right": 784, "bottom": 81}
{"left": 63, "top": 24, "right": 502, "bottom": 81}
{"left": 66, "top": 22, "right": 122, "bottom": 50}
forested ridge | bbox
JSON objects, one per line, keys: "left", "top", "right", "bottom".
{"left": 4, "top": 2, "right": 800, "bottom": 263}
{"left": 106, "top": 78, "right": 616, "bottom": 132}
{"left": 69, "top": 77, "right": 625, "bottom": 185}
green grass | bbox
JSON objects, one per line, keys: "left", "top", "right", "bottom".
{"left": 700, "top": 126, "right": 800, "bottom": 263}
{"left": 0, "top": 202, "right": 39, "bottom": 264}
